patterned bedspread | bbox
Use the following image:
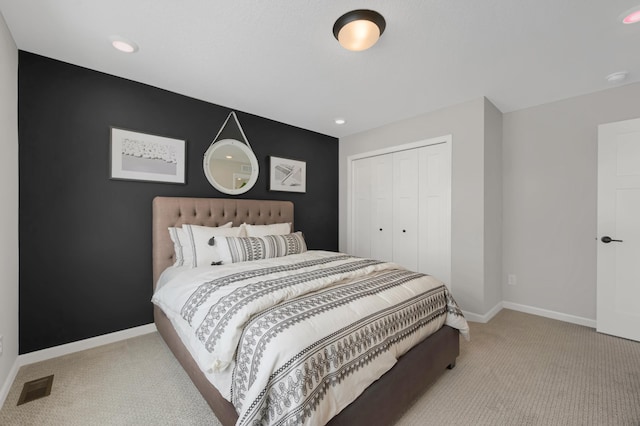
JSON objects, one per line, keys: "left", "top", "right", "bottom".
{"left": 152, "top": 251, "right": 469, "bottom": 426}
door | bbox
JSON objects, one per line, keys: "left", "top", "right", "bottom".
{"left": 352, "top": 157, "right": 372, "bottom": 258}
{"left": 418, "top": 143, "right": 451, "bottom": 285}
{"left": 392, "top": 150, "right": 419, "bottom": 270}
{"left": 370, "top": 154, "right": 394, "bottom": 262}
{"left": 597, "top": 117, "right": 640, "bottom": 342}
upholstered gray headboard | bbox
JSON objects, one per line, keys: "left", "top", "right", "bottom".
{"left": 152, "top": 197, "right": 294, "bottom": 288}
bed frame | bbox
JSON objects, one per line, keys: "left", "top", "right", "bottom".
{"left": 152, "top": 196, "right": 460, "bottom": 426}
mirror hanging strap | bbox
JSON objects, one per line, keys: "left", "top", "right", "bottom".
{"left": 210, "top": 111, "right": 252, "bottom": 149}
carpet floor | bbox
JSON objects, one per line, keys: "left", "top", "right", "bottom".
{"left": 1, "top": 309, "right": 639, "bottom": 425}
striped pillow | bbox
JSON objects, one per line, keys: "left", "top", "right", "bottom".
{"left": 216, "top": 232, "right": 307, "bottom": 264}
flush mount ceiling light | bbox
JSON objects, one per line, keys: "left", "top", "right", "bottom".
{"left": 110, "top": 36, "right": 138, "bottom": 53}
{"left": 334, "top": 118, "right": 346, "bottom": 125}
{"left": 333, "top": 9, "right": 386, "bottom": 51}
{"left": 620, "top": 6, "right": 640, "bottom": 24}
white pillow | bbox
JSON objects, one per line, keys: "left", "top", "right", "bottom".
{"left": 216, "top": 232, "right": 307, "bottom": 264}
{"left": 168, "top": 222, "right": 232, "bottom": 267}
{"left": 168, "top": 227, "right": 189, "bottom": 267}
{"left": 182, "top": 223, "right": 244, "bottom": 267}
{"left": 243, "top": 222, "right": 291, "bottom": 237}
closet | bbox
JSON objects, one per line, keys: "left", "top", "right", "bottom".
{"left": 348, "top": 137, "right": 451, "bottom": 284}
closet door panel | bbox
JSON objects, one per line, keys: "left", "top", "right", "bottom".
{"left": 392, "top": 150, "right": 419, "bottom": 270}
{"left": 349, "top": 137, "right": 452, "bottom": 277}
{"left": 351, "top": 158, "right": 372, "bottom": 258}
{"left": 418, "top": 144, "right": 451, "bottom": 284}
{"left": 371, "top": 154, "right": 393, "bottom": 262}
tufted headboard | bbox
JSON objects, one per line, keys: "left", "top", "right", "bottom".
{"left": 152, "top": 196, "right": 294, "bottom": 288}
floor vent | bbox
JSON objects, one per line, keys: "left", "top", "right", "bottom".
{"left": 17, "top": 375, "right": 54, "bottom": 406}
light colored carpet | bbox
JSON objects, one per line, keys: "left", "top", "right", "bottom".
{"left": 1, "top": 309, "right": 639, "bottom": 425}
{"left": 396, "top": 309, "right": 640, "bottom": 426}
{"left": 0, "top": 332, "right": 218, "bottom": 426}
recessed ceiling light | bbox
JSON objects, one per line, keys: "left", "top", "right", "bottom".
{"left": 110, "top": 36, "right": 138, "bottom": 53}
{"left": 620, "top": 6, "right": 640, "bottom": 24}
{"left": 335, "top": 118, "right": 346, "bottom": 125}
{"left": 606, "top": 71, "right": 628, "bottom": 83}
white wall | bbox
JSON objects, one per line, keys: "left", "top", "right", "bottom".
{"left": 0, "top": 11, "right": 19, "bottom": 402}
{"left": 483, "top": 98, "right": 503, "bottom": 313}
{"left": 502, "top": 82, "right": 640, "bottom": 321}
{"left": 340, "top": 98, "right": 500, "bottom": 315}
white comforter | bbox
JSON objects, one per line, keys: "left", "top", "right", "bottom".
{"left": 152, "top": 251, "right": 469, "bottom": 426}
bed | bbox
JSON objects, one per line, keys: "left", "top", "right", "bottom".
{"left": 152, "top": 196, "right": 468, "bottom": 426}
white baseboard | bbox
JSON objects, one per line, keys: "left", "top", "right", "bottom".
{"left": 1, "top": 323, "right": 157, "bottom": 408}
{"left": 502, "top": 302, "right": 596, "bottom": 328}
{"left": 18, "top": 323, "right": 157, "bottom": 367}
{"left": 462, "top": 301, "right": 596, "bottom": 329}
{"left": 0, "top": 358, "right": 20, "bottom": 409}
{"left": 462, "top": 301, "right": 504, "bottom": 323}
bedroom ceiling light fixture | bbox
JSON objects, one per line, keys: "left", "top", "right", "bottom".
{"left": 333, "top": 9, "right": 386, "bottom": 51}
{"left": 334, "top": 118, "right": 346, "bottom": 125}
{"left": 110, "top": 36, "right": 138, "bottom": 53}
{"left": 621, "top": 6, "right": 640, "bottom": 24}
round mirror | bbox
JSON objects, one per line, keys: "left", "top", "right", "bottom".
{"left": 203, "top": 139, "right": 259, "bottom": 195}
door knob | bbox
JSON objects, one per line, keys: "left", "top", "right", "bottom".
{"left": 601, "top": 236, "right": 623, "bottom": 243}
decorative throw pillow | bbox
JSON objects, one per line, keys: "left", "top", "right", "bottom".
{"left": 168, "top": 227, "right": 188, "bottom": 267}
{"left": 242, "top": 222, "right": 291, "bottom": 237}
{"left": 168, "top": 222, "right": 232, "bottom": 267}
{"left": 182, "top": 223, "right": 244, "bottom": 267}
{"left": 215, "top": 232, "right": 307, "bottom": 264}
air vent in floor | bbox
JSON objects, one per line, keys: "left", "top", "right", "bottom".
{"left": 17, "top": 375, "right": 54, "bottom": 405}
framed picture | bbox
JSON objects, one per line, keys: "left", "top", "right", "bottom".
{"left": 269, "top": 156, "right": 306, "bottom": 193}
{"left": 110, "top": 127, "right": 186, "bottom": 184}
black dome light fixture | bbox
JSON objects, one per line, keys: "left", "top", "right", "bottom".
{"left": 333, "top": 9, "right": 386, "bottom": 51}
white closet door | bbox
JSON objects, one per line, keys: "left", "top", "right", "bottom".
{"left": 351, "top": 157, "right": 372, "bottom": 258}
{"left": 370, "top": 154, "right": 394, "bottom": 262}
{"left": 418, "top": 143, "right": 451, "bottom": 285}
{"left": 392, "top": 150, "right": 419, "bottom": 270}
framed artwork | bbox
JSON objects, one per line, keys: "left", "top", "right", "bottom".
{"left": 269, "top": 156, "right": 306, "bottom": 193}
{"left": 110, "top": 127, "right": 186, "bottom": 184}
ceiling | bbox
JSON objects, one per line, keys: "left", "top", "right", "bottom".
{"left": 1, "top": 0, "right": 639, "bottom": 138}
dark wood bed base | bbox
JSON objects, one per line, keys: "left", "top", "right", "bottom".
{"left": 152, "top": 196, "right": 460, "bottom": 425}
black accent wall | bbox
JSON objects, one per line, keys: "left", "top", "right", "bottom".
{"left": 18, "top": 51, "right": 338, "bottom": 354}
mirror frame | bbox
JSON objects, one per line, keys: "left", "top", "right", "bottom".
{"left": 203, "top": 139, "right": 259, "bottom": 195}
